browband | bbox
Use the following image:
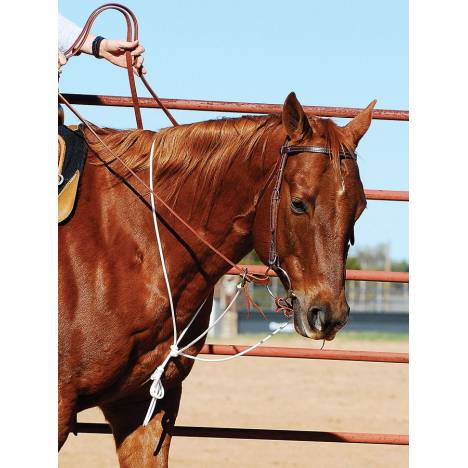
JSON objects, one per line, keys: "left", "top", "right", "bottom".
{"left": 282, "top": 145, "right": 356, "bottom": 160}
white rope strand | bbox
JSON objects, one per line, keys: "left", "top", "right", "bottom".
{"left": 178, "top": 320, "right": 291, "bottom": 362}
{"left": 143, "top": 139, "right": 292, "bottom": 426}
{"left": 178, "top": 287, "right": 242, "bottom": 353}
{"left": 144, "top": 140, "right": 180, "bottom": 425}
{"left": 142, "top": 290, "right": 243, "bottom": 426}
{"left": 149, "top": 140, "right": 177, "bottom": 343}
{"left": 176, "top": 296, "right": 209, "bottom": 345}
{"left": 143, "top": 344, "right": 179, "bottom": 426}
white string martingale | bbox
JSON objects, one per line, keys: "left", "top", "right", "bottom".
{"left": 143, "top": 140, "right": 291, "bottom": 426}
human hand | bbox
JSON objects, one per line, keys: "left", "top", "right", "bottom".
{"left": 99, "top": 39, "right": 146, "bottom": 75}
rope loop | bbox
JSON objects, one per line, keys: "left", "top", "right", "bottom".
{"left": 149, "top": 379, "right": 164, "bottom": 400}
{"left": 144, "top": 364, "right": 167, "bottom": 425}
{"left": 274, "top": 296, "right": 294, "bottom": 318}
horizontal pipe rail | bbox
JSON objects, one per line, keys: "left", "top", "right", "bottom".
{"left": 364, "top": 189, "right": 408, "bottom": 202}
{"left": 228, "top": 265, "right": 409, "bottom": 283}
{"left": 174, "top": 427, "right": 409, "bottom": 445}
{"left": 60, "top": 96, "right": 410, "bottom": 201}
{"left": 75, "top": 347, "right": 408, "bottom": 443}
{"left": 74, "top": 423, "right": 408, "bottom": 445}
{"left": 62, "top": 93, "right": 409, "bottom": 121}
{"left": 200, "top": 344, "right": 408, "bottom": 363}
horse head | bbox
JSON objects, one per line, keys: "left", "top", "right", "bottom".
{"left": 253, "top": 92, "right": 375, "bottom": 340}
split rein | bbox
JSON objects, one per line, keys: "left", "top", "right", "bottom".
{"left": 60, "top": 3, "right": 299, "bottom": 426}
{"left": 60, "top": 94, "right": 295, "bottom": 425}
{"left": 60, "top": 3, "right": 285, "bottom": 297}
{"left": 63, "top": 3, "right": 177, "bottom": 128}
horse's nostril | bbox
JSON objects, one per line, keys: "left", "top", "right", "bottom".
{"left": 307, "top": 307, "right": 326, "bottom": 332}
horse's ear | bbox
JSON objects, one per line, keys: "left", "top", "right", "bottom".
{"left": 282, "top": 92, "right": 311, "bottom": 141}
{"left": 344, "top": 99, "right": 377, "bottom": 145}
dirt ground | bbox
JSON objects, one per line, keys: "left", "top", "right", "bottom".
{"left": 59, "top": 335, "right": 408, "bottom": 468}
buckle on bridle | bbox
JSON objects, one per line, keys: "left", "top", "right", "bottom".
{"left": 280, "top": 138, "right": 290, "bottom": 155}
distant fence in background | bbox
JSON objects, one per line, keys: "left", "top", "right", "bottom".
{"left": 347, "top": 280, "right": 408, "bottom": 314}
{"left": 214, "top": 277, "right": 409, "bottom": 335}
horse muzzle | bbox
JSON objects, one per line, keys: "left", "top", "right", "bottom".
{"left": 292, "top": 295, "right": 349, "bottom": 340}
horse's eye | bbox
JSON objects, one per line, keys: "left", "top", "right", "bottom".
{"left": 291, "top": 198, "right": 307, "bottom": 214}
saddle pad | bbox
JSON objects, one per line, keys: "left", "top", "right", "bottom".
{"left": 58, "top": 125, "right": 88, "bottom": 223}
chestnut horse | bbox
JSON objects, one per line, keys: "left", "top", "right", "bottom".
{"left": 59, "top": 92, "right": 374, "bottom": 466}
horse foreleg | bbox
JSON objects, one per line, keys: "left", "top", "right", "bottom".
{"left": 101, "top": 384, "right": 182, "bottom": 468}
{"left": 58, "top": 385, "right": 77, "bottom": 450}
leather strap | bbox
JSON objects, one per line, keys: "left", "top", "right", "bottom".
{"left": 58, "top": 93, "right": 269, "bottom": 286}
{"left": 63, "top": 3, "right": 178, "bottom": 129}
{"left": 268, "top": 148, "right": 288, "bottom": 266}
{"left": 267, "top": 138, "right": 356, "bottom": 294}
{"left": 284, "top": 145, "right": 356, "bottom": 159}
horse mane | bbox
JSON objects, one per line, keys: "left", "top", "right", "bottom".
{"left": 85, "top": 115, "right": 281, "bottom": 208}
{"left": 84, "top": 113, "right": 352, "bottom": 210}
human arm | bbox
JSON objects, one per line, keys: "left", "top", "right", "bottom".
{"left": 58, "top": 13, "right": 146, "bottom": 75}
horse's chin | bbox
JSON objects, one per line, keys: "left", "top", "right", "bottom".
{"left": 324, "top": 332, "right": 337, "bottom": 341}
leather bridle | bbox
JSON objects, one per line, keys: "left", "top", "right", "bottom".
{"left": 59, "top": 3, "right": 357, "bottom": 317}
{"left": 266, "top": 138, "right": 356, "bottom": 308}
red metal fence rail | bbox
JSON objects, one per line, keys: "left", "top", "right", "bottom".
{"left": 364, "top": 189, "right": 408, "bottom": 202}
{"left": 66, "top": 93, "right": 409, "bottom": 448}
{"left": 199, "top": 344, "right": 409, "bottom": 363}
{"left": 228, "top": 265, "right": 409, "bottom": 283}
{"left": 76, "top": 344, "right": 409, "bottom": 444}
{"left": 75, "top": 423, "right": 408, "bottom": 446}
{"left": 63, "top": 93, "right": 409, "bottom": 121}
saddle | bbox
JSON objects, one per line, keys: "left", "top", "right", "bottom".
{"left": 58, "top": 124, "right": 88, "bottom": 223}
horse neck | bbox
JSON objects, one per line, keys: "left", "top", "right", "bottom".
{"left": 76, "top": 121, "right": 285, "bottom": 297}
{"left": 156, "top": 123, "right": 285, "bottom": 288}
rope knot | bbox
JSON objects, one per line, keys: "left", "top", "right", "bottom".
{"left": 274, "top": 296, "right": 294, "bottom": 318}
{"left": 150, "top": 365, "right": 164, "bottom": 383}
{"left": 169, "top": 344, "right": 179, "bottom": 357}
{"left": 237, "top": 268, "right": 249, "bottom": 289}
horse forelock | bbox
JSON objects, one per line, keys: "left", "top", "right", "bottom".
{"left": 310, "top": 117, "right": 356, "bottom": 177}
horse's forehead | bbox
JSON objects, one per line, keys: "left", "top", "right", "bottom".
{"left": 308, "top": 116, "right": 326, "bottom": 133}
{"left": 308, "top": 117, "right": 328, "bottom": 133}
{"left": 301, "top": 119, "right": 356, "bottom": 159}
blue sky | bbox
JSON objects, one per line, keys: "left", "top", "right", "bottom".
{"left": 60, "top": 0, "right": 408, "bottom": 261}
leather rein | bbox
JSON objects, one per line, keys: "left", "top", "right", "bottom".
{"left": 58, "top": 3, "right": 269, "bottom": 287}
{"left": 58, "top": 3, "right": 356, "bottom": 317}
{"left": 63, "top": 3, "right": 178, "bottom": 128}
